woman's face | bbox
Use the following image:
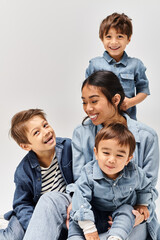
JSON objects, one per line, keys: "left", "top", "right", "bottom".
{"left": 82, "top": 84, "right": 117, "bottom": 126}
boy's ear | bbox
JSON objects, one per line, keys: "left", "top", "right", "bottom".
{"left": 125, "top": 155, "right": 133, "bottom": 165}
{"left": 20, "top": 143, "right": 31, "bottom": 151}
{"left": 127, "top": 36, "right": 131, "bottom": 44}
{"left": 112, "top": 94, "right": 121, "bottom": 107}
{"left": 93, "top": 147, "right": 98, "bottom": 160}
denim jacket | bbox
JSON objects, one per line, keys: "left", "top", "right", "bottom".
{"left": 71, "top": 161, "right": 153, "bottom": 223}
{"left": 85, "top": 51, "right": 150, "bottom": 120}
{"left": 5, "top": 137, "right": 73, "bottom": 231}
{"left": 68, "top": 114, "right": 159, "bottom": 240}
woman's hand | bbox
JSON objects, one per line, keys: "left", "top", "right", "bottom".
{"left": 85, "top": 231, "right": 100, "bottom": 240}
{"left": 108, "top": 215, "right": 113, "bottom": 229}
{"left": 134, "top": 205, "right": 150, "bottom": 221}
{"left": 66, "top": 203, "right": 72, "bottom": 229}
{"left": 132, "top": 208, "right": 145, "bottom": 227}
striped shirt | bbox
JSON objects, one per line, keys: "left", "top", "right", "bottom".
{"left": 40, "top": 154, "right": 66, "bottom": 195}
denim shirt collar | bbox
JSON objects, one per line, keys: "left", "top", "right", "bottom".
{"left": 93, "top": 160, "right": 135, "bottom": 181}
{"left": 28, "top": 151, "right": 40, "bottom": 168}
{"left": 103, "top": 51, "right": 128, "bottom": 66}
{"left": 27, "top": 137, "right": 65, "bottom": 169}
{"left": 90, "top": 113, "right": 140, "bottom": 144}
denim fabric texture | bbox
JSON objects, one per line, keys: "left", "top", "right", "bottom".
{"left": 68, "top": 204, "right": 135, "bottom": 240}
{"left": 68, "top": 222, "right": 148, "bottom": 240}
{"left": 3, "top": 137, "right": 73, "bottom": 234}
{"left": 71, "top": 161, "right": 152, "bottom": 221}
{"left": 69, "top": 161, "right": 153, "bottom": 239}
{"left": 23, "top": 192, "right": 72, "bottom": 240}
{"left": 67, "top": 114, "right": 160, "bottom": 239}
{"left": 68, "top": 160, "right": 153, "bottom": 239}
{"left": 0, "top": 216, "right": 24, "bottom": 240}
{"left": 85, "top": 51, "right": 150, "bottom": 120}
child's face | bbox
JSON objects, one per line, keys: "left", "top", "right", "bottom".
{"left": 94, "top": 138, "right": 133, "bottom": 180}
{"left": 21, "top": 116, "right": 56, "bottom": 155}
{"left": 102, "top": 27, "right": 131, "bottom": 62}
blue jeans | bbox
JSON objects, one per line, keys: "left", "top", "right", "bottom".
{"left": 23, "top": 192, "right": 72, "bottom": 240}
{"left": 0, "top": 215, "right": 24, "bottom": 240}
{"left": 23, "top": 192, "right": 148, "bottom": 240}
{"left": 68, "top": 204, "right": 136, "bottom": 240}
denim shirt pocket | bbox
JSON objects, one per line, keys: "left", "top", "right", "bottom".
{"left": 120, "top": 73, "right": 135, "bottom": 93}
{"left": 119, "top": 184, "right": 136, "bottom": 205}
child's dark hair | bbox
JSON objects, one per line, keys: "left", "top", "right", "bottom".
{"left": 99, "top": 12, "right": 132, "bottom": 40}
{"left": 82, "top": 70, "right": 125, "bottom": 123}
{"left": 10, "top": 109, "right": 46, "bottom": 145}
{"left": 95, "top": 122, "right": 136, "bottom": 157}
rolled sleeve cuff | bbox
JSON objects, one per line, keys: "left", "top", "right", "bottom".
{"left": 71, "top": 207, "right": 95, "bottom": 223}
{"left": 137, "top": 193, "right": 152, "bottom": 205}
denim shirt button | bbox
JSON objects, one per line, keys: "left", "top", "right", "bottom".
{"left": 37, "top": 166, "right": 40, "bottom": 171}
{"left": 81, "top": 205, "right": 84, "bottom": 208}
{"left": 37, "top": 178, "right": 41, "bottom": 181}
{"left": 113, "top": 183, "right": 116, "bottom": 186}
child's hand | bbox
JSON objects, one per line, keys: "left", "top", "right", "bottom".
{"left": 120, "top": 97, "right": 133, "bottom": 111}
{"left": 134, "top": 205, "right": 150, "bottom": 221}
{"left": 85, "top": 231, "right": 100, "bottom": 240}
{"left": 121, "top": 93, "right": 147, "bottom": 111}
{"left": 66, "top": 203, "right": 72, "bottom": 229}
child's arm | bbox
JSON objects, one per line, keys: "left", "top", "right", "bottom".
{"left": 71, "top": 164, "right": 98, "bottom": 236}
{"left": 79, "top": 220, "right": 99, "bottom": 240}
{"left": 85, "top": 231, "right": 100, "bottom": 240}
{"left": 13, "top": 172, "right": 36, "bottom": 231}
{"left": 85, "top": 61, "right": 95, "bottom": 78}
{"left": 134, "top": 59, "right": 150, "bottom": 104}
{"left": 121, "top": 93, "right": 147, "bottom": 111}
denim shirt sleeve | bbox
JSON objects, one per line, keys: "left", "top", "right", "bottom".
{"left": 85, "top": 60, "right": 95, "bottom": 79}
{"left": 136, "top": 166, "right": 152, "bottom": 204}
{"left": 140, "top": 130, "right": 159, "bottom": 189}
{"left": 13, "top": 173, "right": 35, "bottom": 231}
{"left": 134, "top": 59, "right": 150, "bottom": 95}
{"left": 135, "top": 165, "right": 157, "bottom": 223}
{"left": 71, "top": 126, "right": 88, "bottom": 182}
{"left": 71, "top": 166, "right": 95, "bottom": 222}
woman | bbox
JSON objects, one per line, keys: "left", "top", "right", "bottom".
{"left": 24, "top": 71, "right": 159, "bottom": 240}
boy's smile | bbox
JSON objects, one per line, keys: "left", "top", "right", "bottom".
{"left": 102, "top": 27, "right": 131, "bottom": 62}
{"left": 94, "top": 138, "right": 133, "bottom": 180}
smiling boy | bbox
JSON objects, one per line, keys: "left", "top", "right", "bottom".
{"left": 85, "top": 12, "right": 150, "bottom": 120}
{"left": 68, "top": 123, "right": 153, "bottom": 240}
{"left": 0, "top": 109, "right": 72, "bottom": 240}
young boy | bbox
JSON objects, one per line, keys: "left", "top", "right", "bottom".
{"left": 85, "top": 12, "right": 150, "bottom": 120}
{"left": 0, "top": 109, "right": 73, "bottom": 240}
{"left": 68, "top": 123, "right": 153, "bottom": 240}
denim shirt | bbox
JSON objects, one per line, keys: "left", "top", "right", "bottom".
{"left": 85, "top": 51, "right": 150, "bottom": 120}
{"left": 71, "top": 161, "right": 153, "bottom": 223}
{"left": 5, "top": 137, "right": 73, "bottom": 231}
{"left": 68, "top": 114, "right": 159, "bottom": 240}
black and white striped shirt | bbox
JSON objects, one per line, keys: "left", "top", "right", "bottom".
{"left": 40, "top": 154, "right": 66, "bottom": 195}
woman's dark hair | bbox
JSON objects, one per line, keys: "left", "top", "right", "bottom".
{"left": 82, "top": 71, "right": 125, "bottom": 123}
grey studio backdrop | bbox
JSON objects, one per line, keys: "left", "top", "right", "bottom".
{"left": 0, "top": 0, "right": 160, "bottom": 222}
